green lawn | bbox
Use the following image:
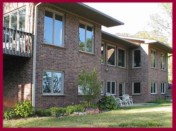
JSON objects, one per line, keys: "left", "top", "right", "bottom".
{"left": 3, "top": 103, "right": 172, "bottom": 128}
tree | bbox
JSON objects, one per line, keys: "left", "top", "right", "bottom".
{"left": 148, "top": 3, "right": 172, "bottom": 45}
{"left": 78, "top": 69, "right": 101, "bottom": 107}
{"left": 133, "top": 30, "right": 168, "bottom": 43}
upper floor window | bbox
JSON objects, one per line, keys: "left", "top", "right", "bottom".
{"left": 3, "top": 8, "right": 26, "bottom": 31}
{"left": 118, "top": 49, "right": 126, "bottom": 67}
{"left": 132, "top": 49, "right": 141, "bottom": 68}
{"left": 44, "top": 10, "right": 64, "bottom": 47}
{"left": 106, "top": 81, "right": 116, "bottom": 95}
{"left": 79, "top": 22, "right": 94, "bottom": 53}
{"left": 151, "top": 82, "right": 157, "bottom": 94}
{"left": 107, "top": 45, "right": 116, "bottom": 66}
{"left": 151, "top": 49, "right": 156, "bottom": 68}
{"left": 101, "top": 42, "right": 105, "bottom": 64}
{"left": 132, "top": 82, "right": 141, "bottom": 95}
{"left": 161, "top": 53, "right": 166, "bottom": 70}
{"left": 161, "top": 82, "right": 166, "bottom": 94}
{"left": 43, "top": 71, "right": 64, "bottom": 95}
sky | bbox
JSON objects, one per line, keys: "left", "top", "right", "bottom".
{"left": 84, "top": 3, "right": 167, "bottom": 35}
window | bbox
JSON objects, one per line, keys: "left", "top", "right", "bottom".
{"left": 118, "top": 49, "right": 126, "bottom": 67}
{"left": 44, "top": 10, "right": 64, "bottom": 46}
{"left": 133, "top": 49, "right": 141, "bottom": 68}
{"left": 119, "top": 83, "right": 125, "bottom": 96}
{"left": 106, "top": 81, "right": 116, "bottom": 95}
{"left": 101, "top": 81, "right": 104, "bottom": 95}
{"left": 161, "top": 82, "right": 166, "bottom": 94}
{"left": 151, "top": 49, "right": 156, "bottom": 68}
{"left": 151, "top": 82, "right": 157, "bottom": 94}
{"left": 19, "top": 9, "right": 26, "bottom": 31}
{"left": 43, "top": 71, "right": 64, "bottom": 95}
{"left": 161, "top": 53, "right": 166, "bottom": 70}
{"left": 132, "top": 82, "right": 141, "bottom": 95}
{"left": 3, "top": 8, "right": 26, "bottom": 31}
{"left": 107, "top": 45, "right": 116, "bottom": 66}
{"left": 101, "top": 42, "right": 105, "bottom": 64}
{"left": 79, "top": 23, "right": 94, "bottom": 53}
{"left": 4, "top": 16, "right": 9, "bottom": 28}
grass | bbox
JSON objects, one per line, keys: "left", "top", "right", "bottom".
{"left": 3, "top": 102, "right": 172, "bottom": 128}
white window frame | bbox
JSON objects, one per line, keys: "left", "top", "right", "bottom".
{"left": 101, "top": 42, "right": 105, "bottom": 64}
{"left": 106, "top": 81, "right": 116, "bottom": 95}
{"left": 132, "top": 49, "right": 141, "bottom": 68}
{"left": 79, "top": 20, "right": 94, "bottom": 54}
{"left": 42, "top": 70, "right": 64, "bottom": 96}
{"left": 106, "top": 44, "right": 116, "bottom": 67}
{"left": 161, "top": 82, "right": 167, "bottom": 94}
{"left": 151, "top": 82, "right": 157, "bottom": 94}
{"left": 118, "top": 48, "right": 126, "bottom": 68}
{"left": 3, "top": 7, "right": 27, "bottom": 31}
{"left": 151, "top": 49, "right": 157, "bottom": 68}
{"left": 43, "top": 8, "right": 64, "bottom": 47}
{"left": 160, "top": 53, "right": 166, "bottom": 70}
{"left": 132, "top": 82, "right": 141, "bottom": 95}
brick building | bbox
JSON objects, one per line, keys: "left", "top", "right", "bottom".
{"left": 3, "top": 3, "right": 172, "bottom": 109}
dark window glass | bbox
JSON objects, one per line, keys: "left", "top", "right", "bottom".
{"left": 112, "top": 82, "right": 115, "bottom": 94}
{"left": 134, "top": 50, "right": 141, "bottom": 67}
{"left": 134, "top": 83, "right": 140, "bottom": 94}
{"left": 107, "top": 82, "right": 111, "bottom": 93}
{"left": 151, "top": 50, "right": 156, "bottom": 68}
{"left": 118, "top": 49, "right": 125, "bottom": 67}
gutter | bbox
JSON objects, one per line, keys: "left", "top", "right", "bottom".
{"left": 32, "top": 2, "right": 42, "bottom": 108}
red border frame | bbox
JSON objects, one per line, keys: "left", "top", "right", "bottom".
{"left": 0, "top": 0, "right": 175, "bottom": 130}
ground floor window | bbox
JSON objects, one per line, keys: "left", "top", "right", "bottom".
{"left": 106, "top": 81, "right": 116, "bottom": 95}
{"left": 43, "top": 71, "right": 64, "bottom": 95}
{"left": 161, "top": 82, "right": 166, "bottom": 94}
{"left": 132, "top": 82, "right": 141, "bottom": 95}
{"left": 119, "top": 82, "right": 125, "bottom": 96}
{"left": 101, "top": 81, "right": 105, "bottom": 95}
{"left": 151, "top": 82, "right": 157, "bottom": 94}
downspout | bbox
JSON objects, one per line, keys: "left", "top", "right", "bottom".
{"left": 32, "top": 2, "right": 42, "bottom": 108}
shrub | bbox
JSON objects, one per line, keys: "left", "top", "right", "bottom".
{"left": 97, "top": 96, "right": 117, "bottom": 111}
{"left": 50, "top": 107, "right": 66, "bottom": 117}
{"left": 74, "top": 104, "right": 85, "bottom": 112}
{"left": 66, "top": 104, "right": 85, "bottom": 115}
{"left": 14, "top": 101, "right": 34, "bottom": 118}
{"left": 4, "top": 109, "right": 16, "bottom": 120}
{"left": 35, "top": 109, "right": 51, "bottom": 117}
{"left": 66, "top": 106, "right": 75, "bottom": 115}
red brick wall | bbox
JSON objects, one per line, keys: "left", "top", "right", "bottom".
{"left": 101, "top": 40, "right": 129, "bottom": 97}
{"left": 3, "top": 56, "right": 33, "bottom": 110}
{"left": 35, "top": 5, "right": 101, "bottom": 108}
{"left": 148, "top": 45, "right": 169, "bottom": 101}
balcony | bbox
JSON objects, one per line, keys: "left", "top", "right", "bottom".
{"left": 3, "top": 27, "right": 33, "bottom": 57}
